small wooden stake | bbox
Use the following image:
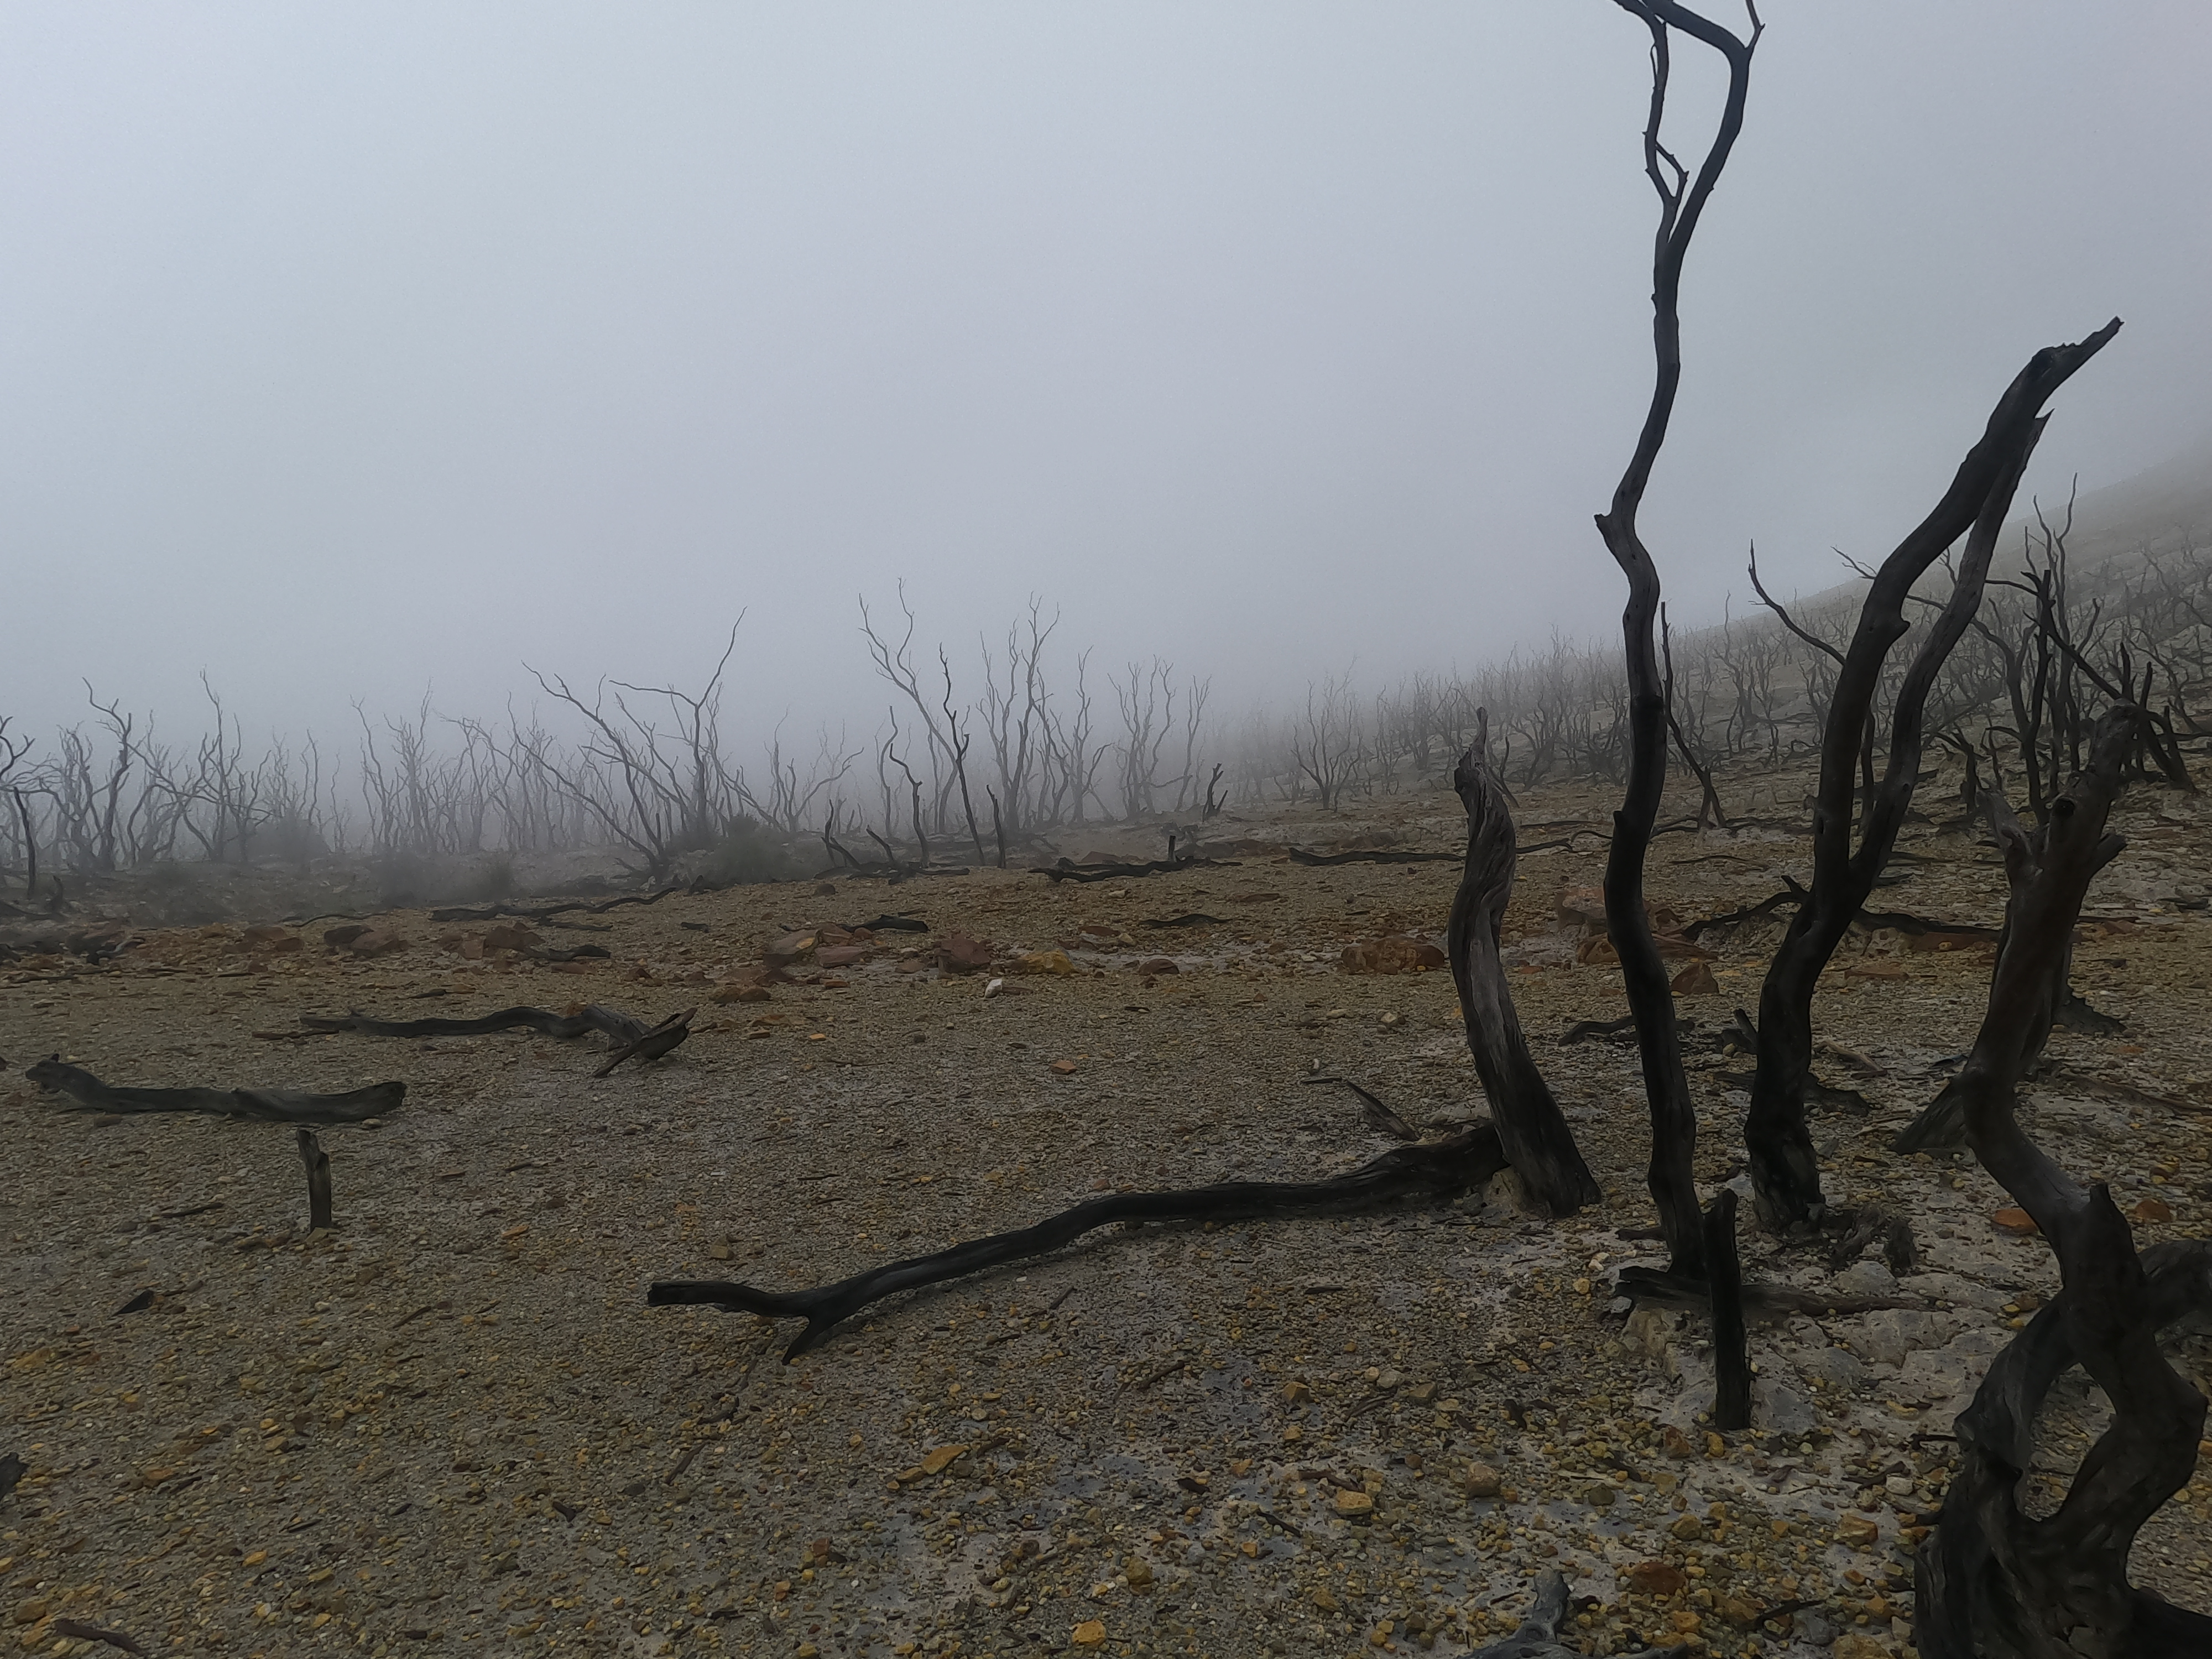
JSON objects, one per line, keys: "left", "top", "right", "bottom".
{"left": 1704, "top": 1187, "right": 1751, "bottom": 1431}
{"left": 296, "top": 1127, "right": 333, "bottom": 1232}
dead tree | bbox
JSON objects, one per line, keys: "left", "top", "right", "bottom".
{"left": 1444, "top": 717, "right": 1600, "bottom": 1215}
{"left": 1594, "top": 0, "right": 1762, "bottom": 1275}
{"left": 1741, "top": 320, "right": 2119, "bottom": 1231}
{"left": 1914, "top": 706, "right": 2212, "bottom": 1656}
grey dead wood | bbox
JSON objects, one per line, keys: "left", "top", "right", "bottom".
{"left": 1468, "top": 1571, "right": 1680, "bottom": 1659}
{"left": 25, "top": 1058, "right": 403, "bottom": 1126}
{"left": 296, "top": 1128, "right": 333, "bottom": 1232}
{"left": 1445, "top": 724, "right": 1599, "bottom": 1215}
{"left": 649, "top": 1094, "right": 1508, "bottom": 1361}
{"left": 300, "top": 1002, "right": 691, "bottom": 1073}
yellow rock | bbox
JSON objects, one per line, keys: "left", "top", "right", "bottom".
{"left": 919, "top": 1445, "right": 967, "bottom": 1476}
{"left": 1704, "top": 1431, "right": 1726, "bottom": 1457}
{"left": 1123, "top": 1556, "right": 1154, "bottom": 1589}
{"left": 1334, "top": 1489, "right": 1374, "bottom": 1517}
{"left": 1462, "top": 1463, "right": 1503, "bottom": 1499}
{"left": 1071, "top": 1619, "right": 1107, "bottom": 1647}
{"left": 1016, "top": 950, "right": 1077, "bottom": 975}
{"left": 1312, "top": 1588, "right": 1340, "bottom": 1613}
{"left": 1838, "top": 1512, "right": 1881, "bottom": 1547}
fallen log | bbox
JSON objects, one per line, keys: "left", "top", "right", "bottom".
{"left": 25, "top": 1058, "right": 403, "bottom": 1125}
{"left": 1614, "top": 1265, "right": 1931, "bottom": 1322}
{"left": 300, "top": 1003, "right": 694, "bottom": 1073}
{"left": 429, "top": 884, "right": 698, "bottom": 924}
{"left": 650, "top": 1102, "right": 1508, "bottom": 1361}
{"left": 1288, "top": 847, "right": 1460, "bottom": 866}
{"left": 1036, "top": 855, "right": 1237, "bottom": 884}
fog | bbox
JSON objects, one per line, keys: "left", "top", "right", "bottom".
{"left": 4, "top": 2, "right": 2208, "bottom": 748}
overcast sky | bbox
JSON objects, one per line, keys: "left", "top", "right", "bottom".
{"left": 4, "top": 2, "right": 2207, "bottom": 754}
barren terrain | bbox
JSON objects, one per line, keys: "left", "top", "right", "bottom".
{"left": 4, "top": 767, "right": 2209, "bottom": 1659}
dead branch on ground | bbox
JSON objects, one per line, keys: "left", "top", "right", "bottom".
{"left": 26, "top": 1059, "right": 403, "bottom": 1125}
{"left": 649, "top": 1091, "right": 1507, "bottom": 1361}
{"left": 300, "top": 1003, "right": 694, "bottom": 1073}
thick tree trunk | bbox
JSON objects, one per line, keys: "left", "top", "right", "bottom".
{"left": 1445, "top": 731, "right": 1600, "bottom": 1215}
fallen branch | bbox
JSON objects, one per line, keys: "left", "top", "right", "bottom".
{"left": 590, "top": 1008, "right": 697, "bottom": 1078}
{"left": 25, "top": 1059, "right": 403, "bottom": 1126}
{"left": 1036, "top": 855, "right": 1237, "bottom": 884}
{"left": 428, "top": 884, "right": 697, "bottom": 924}
{"left": 1613, "top": 1267, "right": 1931, "bottom": 1322}
{"left": 1467, "top": 1571, "right": 1676, "bottom": 1659}
{"left": 48, "top": 1621, "right": 149, "bottom": 1658}
{"left": 650, "top": 1106, "right": 1508, "bottom": 1361}
{"left": 301, "top": 1003, "right": 670, "bottom": 1044}
{"left": 1288, "top": 847, "right": 1459, "bottom": 867}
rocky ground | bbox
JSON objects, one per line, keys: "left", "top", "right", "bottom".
{"left": 3, "top": 764, "right": 2210, "bottom": 1659}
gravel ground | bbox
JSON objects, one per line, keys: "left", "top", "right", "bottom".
{"left": 4, "top": 771, "right": 2209, "bottom": 1659}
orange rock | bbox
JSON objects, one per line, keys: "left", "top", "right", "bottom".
{"left": 1837, "top": 1513, "right": 1881, "bottom": 1547}
{"left": 1339, "top": 937, "right": 1448, "bottom": 975}
{"left": 1624, "top": 1559, "right": 1685, "bottom": 1597}
{"left": 1049, "top": 1059, "right": 1078, "bottom": 1076}
{"left": 1671, "top": 960, "right": 1719, "bottom": 995}
{"left": 1991, "top": 1207, "right": 2039, "bottom": 1235}
{"left": 2131, "top": 1195, "right": 2175, "bottom": 1224}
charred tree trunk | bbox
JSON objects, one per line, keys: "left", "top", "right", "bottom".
{"left": 1703, "top": 1188, "right": 1751, "bottom": 1431}
{"left": 296, "top": 1128, "right": 333, "bottom": 1231}
{"left": 1916, "top": 706, "right": 2212, "bottom": 1657}
{"left": 1594, "top": 0, "right": 1763, "bottom": 1274}
{"left": 1445, "top": 723, "right": 1600, "bottom": 1215}
{"left": 1744, "top": 320, "right": 2121, "bottom": 1232}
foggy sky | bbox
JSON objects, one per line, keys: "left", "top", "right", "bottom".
{"left": 4, "top": 2, "right": 2208, "bottom": 754}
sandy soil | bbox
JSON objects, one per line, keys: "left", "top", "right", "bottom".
{"left": 4, "top": 767, "right": 2209, "bottom": 1659}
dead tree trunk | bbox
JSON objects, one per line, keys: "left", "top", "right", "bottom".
{"left": 1742, "top": 321, "right": 2119, "bottom": 1231}
{"left": 1594, "top": 0, "right": 1763, "bottom": 1275}
{"left": 1916, "top": 706, "right": 2212, "bottom": 1657}
{"left": 1703, "top": 1188, "right": 1751, "bottom": 1431}
{"left": 1445, "top": 721, "right": 1600, "bottom": 1215}
{"left": 296, "top": 1128, "right": 333, "bottom": 1231}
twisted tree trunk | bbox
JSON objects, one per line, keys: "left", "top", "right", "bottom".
{"left": 1916, "top": 706, "right": 2212, "bottom": 1657}
{"left": 1445, "top": 723, "right": 1600, "bottom": 1215}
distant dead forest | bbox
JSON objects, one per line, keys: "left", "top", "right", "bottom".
{"left": 3, "top": 498, "right": 2207, "bottom": 899}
